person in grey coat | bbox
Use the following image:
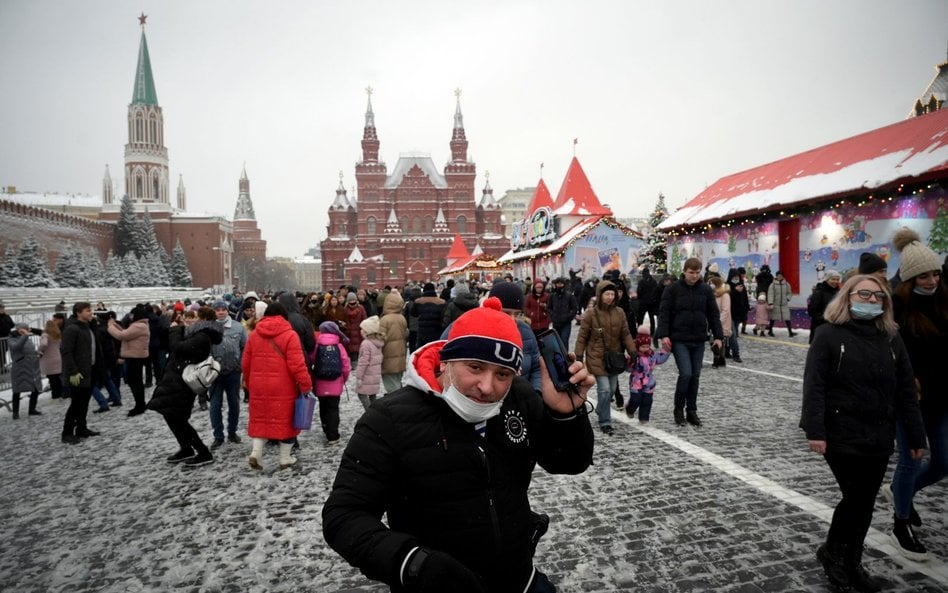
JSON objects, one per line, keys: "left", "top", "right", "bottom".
{"left": 9, "top": 322, "right": 43, "bottom": 419}
{"left": 766, "top": 270, "right": 797, "bottom": 337}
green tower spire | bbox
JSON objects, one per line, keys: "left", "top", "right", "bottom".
{"left": 131, "top": 29, "right": 158, "bottom": 106}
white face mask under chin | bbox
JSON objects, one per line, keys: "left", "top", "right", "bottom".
{"left": 441, "top": 367, "right": 507, "bottom": 423}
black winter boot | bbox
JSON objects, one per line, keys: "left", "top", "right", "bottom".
{"left": 686, "top": 410, "right": 702, "bottom": 426}
{"left": 817, "top": 541, "right": 852, "bottom": 592}
{"left": 12, "top": 394, "right": 20, "bottom": 419}
{"left": 767, "top": 322, "right": 775, "bottom": 337}
{"left": 844, "top": 545, "right": 882, "bottom": 593}
{"left": 786, "top": 321, "right": 797, "bottom": 337}
{"left": 28, "top": 392, "right": 41, "bottom": 415}
{"left": 891, "top": 516, "right": 929, "bottom": 561}
{"left": 673, "top": 408, "right": 686, "bottom": 426}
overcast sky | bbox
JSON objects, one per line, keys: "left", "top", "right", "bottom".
{"left": 1, "top": 0, "right": 946, "bottom": 257}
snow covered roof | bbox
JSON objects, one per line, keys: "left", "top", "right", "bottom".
{"left": 659, "top": 108, "right": 948, "bottom": 230}
{"left": 911, "top": 59, "right": 948, "bottom": 117}
{"left": 384, "top": 153, "right": 448, "bottom": 189}
{"left": 2, "top": 191, "right": 103, "bottom": 208}
{"left": 346, "top": 246, "right": 364, "bottom": 262}
{"left": 551, "top": 157, "right": 612, "bottom": 217}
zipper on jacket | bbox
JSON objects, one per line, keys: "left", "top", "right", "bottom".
{"left": 837, "top": 343, "right": 845, "bottom": 373}
{"left": 477, "top": 445, "right": 502, "bottom": 550}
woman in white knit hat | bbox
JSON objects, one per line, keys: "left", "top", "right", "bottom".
{"left": 886, "top": 227, "right": 946, "bottom": 562}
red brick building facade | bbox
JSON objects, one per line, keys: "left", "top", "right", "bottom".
{"left": 319, "top": 92, "right": 507, "bottom": 289}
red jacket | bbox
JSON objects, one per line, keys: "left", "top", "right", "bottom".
{"left": 524, "top": 289, "right": 550, "bottom": 332}
{"left": 244, "top": 316, "right": 313, "bottom": 440}
{"left": 344, "top": 304, "right": 367, "bottom": 355}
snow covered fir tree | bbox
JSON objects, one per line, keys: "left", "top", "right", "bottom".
{"left": 639, "top": 192, "right": 669, "bottom": 273}
{"left": 0, "top": 194, "right": 195, "bottom": 288}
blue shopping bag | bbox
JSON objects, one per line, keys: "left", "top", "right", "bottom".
{"left": 293, "top": 392, "right": 317, "bottom": 431}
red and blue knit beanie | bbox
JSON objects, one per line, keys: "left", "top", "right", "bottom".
{"left": 440, "top": 297, "right": 523, "bottom": 373}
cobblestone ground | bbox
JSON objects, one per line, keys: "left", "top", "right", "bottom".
{"left": 0, "top": 330, "right": 945, "bottom": 593}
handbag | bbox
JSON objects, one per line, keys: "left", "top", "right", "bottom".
{"left": 182, "top": 355, "right": 221, "bottom": 395}
{"left": 594, "top": 310, "right": 627, "bottom": 375}
{"left": 293, "top": 392, "right": 317, "bottom": 430}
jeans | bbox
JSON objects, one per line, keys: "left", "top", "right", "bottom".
{"left": 892, "top": 411, "right": 948, "bottom": 519}
{"left": 824, "top": 451, "right": 888, "bottom": 546}
{"left": 102, "top": 373, "right": 122, "bottom": 404}
{"left": 670, "top": 341, "right": 705, "bottom": 412}
{"left": 626, "top": 390, "right": 653, "bottom": 421}
{"left": 594, "top": 374, "right": 619, "bottom": 427}
{"left": 729, "top": 319, "right": 741, "bottom": 357}
{"left": 208, "top": 370, "right": 242, "bottom": 440}
{"left": 91, "top": 386, "right": 109, "bottom": 410}
{"left": 554, "top": 324, "right": 572, "bottom": 350}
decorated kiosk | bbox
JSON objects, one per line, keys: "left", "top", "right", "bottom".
{"left": 498, "top": 157, "right": 642, "bottom": 281}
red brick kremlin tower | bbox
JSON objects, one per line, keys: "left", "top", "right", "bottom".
{"left": 319, "top": 89, "right": 506, "bottom": 288}
{"left": 232, "top": 164, "right": 267, "bottom": 290}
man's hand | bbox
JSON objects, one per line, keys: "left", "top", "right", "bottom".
{"left": 403, "top": 549, "right": 486, "bottom": 593}
{"left": 910, "top": 449, "right": 926, "bottom": 461}
{"left": 808, "top": 439, "right": 826, "bottom": 454}
{"left": 661, "top": 337, "right": 672, "bottom": 351}
{"left": 712, "top": 339, "right": 723, "bottom": 352}
{"left": 537, "top": 355, "right": 594, "bottom": 414}
{"left": 69, "top": 373, "right": 83, "bottom": 387}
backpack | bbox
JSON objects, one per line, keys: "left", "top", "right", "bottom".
{"left": 182, "top": 355, "right": 221, "bottom": 395}
{"left": 315, "top": 343, "right": 343, "bottom": 380}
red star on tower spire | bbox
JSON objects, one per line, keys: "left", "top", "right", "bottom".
{"left": 138, "top": 12, "right": 147, "bottom": 27}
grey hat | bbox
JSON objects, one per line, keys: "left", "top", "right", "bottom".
{"left": 212, "top": 300, "right": 228, "bottom": 309}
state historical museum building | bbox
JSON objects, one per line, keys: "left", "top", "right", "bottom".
{"left": 319, "top": 92, "right": 507, "bottom": 288}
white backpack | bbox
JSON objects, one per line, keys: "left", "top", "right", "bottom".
{"left": 181, "top": 355, "right": 221, "bottom": 395}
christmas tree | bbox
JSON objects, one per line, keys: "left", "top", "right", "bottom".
{"left": 170, "top": 239, "right": 193, "bottom": 286}
{"left": 727, "top": 231, "right": 737, "bottom": 253}
{"left": 123, "top": 254, "right": 145, "bottom": 287}
{"left": 1, "top": 245, "right": 23, "bottom": 287}
{"left": 929, "top": 205, "right": 948, "bottom": 254}
{"left": 114, "top": 194, "right": 138, "bottom": 257}
{"left": 639, "top": 193, "right": 669, "bottom": 272}
{"left": 17, "top": 236, "right": 57, "bottom": 287}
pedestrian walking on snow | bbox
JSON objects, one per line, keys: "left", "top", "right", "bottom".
{"left": 355, "top": 315, "right": 384, "bottom": 411}
{"left": 801, "top": 273, "right": 927, "bottom": 592}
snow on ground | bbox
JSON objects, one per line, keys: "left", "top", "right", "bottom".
{"left": 0, "top": 330, "right": 945, "bottom": 593}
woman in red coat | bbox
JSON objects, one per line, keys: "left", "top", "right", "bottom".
{"left": 524, "top": 279, "right": 551, "bottom": 336}
{"left": 243, "top": 302, "right": 313, "bottom": 470}
{"left": 343, "top": 293, "right": 367, "bottom": 367}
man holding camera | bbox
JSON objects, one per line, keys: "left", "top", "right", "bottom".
{"left": 323, "top": 297, "right": 594, "bottom": 593}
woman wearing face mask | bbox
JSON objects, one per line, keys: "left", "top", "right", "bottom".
{"left": 884, "top": 228, "right": 947, "bottom": 563}
{"left": 800, "top": 273, "right": 927, "bottom": 592}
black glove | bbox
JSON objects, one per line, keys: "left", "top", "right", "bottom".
{"left": 403, "top": 548, "right": 487, "bottom": 593}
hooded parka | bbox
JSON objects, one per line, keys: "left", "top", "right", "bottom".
{"left": 574, "top": 281, "right": 637, "bottom": 376}
{"left": 244, "top": 315, "right": 313, "bottom": 440}
{"left": 379, "top": 292, "right": 408, "bottom": 375}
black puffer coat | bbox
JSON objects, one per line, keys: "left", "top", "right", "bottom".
{"left": 147, "top": 321, "right": 222, "bottom": 418}
{"left": 806, "top": 281, "right": 839, "bottom": 342}
{"left": 323, "top": 343, "right": 593, "bottom": 593}
{"left": 547, "top": 282, "right": 578, "bottom": 328}
{"left": 800, "top": 321, "right": 926, "bottom": 456}
{"left": 411, "top": 292, "right": 446, "bottom": 347}
{"left": 656, "top": 278, "right": 724, "bottom": 343}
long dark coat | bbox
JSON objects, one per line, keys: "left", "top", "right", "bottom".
{"left": 147, "top": 321, "right": 222, "bottom": 418}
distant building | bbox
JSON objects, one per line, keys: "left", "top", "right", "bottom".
{"left": 232, "top": 165, "right": 267, "bottom": 291}
{"left": 911, "top": 49, "right": 948, "bottom": 117}
{"left": 292, "top": 256, "right": 322, "bottom": 292}
{"left": 2, "top": 18, "right": 265, "bottom": 290}
{"left": 496, "top": 187, "right": 534, "bottom": 238}
{"left": 318, "top": 90, "right": 507, "bottom": 289}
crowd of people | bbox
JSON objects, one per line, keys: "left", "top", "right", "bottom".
{"left": 1, "top": 225, "right": 946, "bottom": 592}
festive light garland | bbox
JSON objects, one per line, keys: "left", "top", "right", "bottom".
{"left": 665, "top": 181, "right": 944, "bottom": 237}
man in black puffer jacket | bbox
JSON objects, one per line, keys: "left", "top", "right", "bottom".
{"left": 412, "top": 282, "right": 446, "bottom": 348}
{"left": 323, "top": 297, "right": 594, "bottom": 593}
{"left": 656, "top": 258, "right": 723, "bottom": 427}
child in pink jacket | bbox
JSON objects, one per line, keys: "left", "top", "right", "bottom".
{"left": 753, "top": 293, "right": 771, "bottom": 336}
{"left": 625, "top": 326, "right": 670, "bottom": 423}
{"left": 355, "top": 316, "right": 384, "bottom": 411}
{"left": 314, "top": 321, "right": 351, "bottom": 443}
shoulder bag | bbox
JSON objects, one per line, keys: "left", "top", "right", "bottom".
{"left": 594, "top": 310, "right": 627, "bottom": 375}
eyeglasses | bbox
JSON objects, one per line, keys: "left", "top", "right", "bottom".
{"left": 850, "top": 289, "right": 887, "bottom": 300}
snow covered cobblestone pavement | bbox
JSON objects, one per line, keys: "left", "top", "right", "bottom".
{"left": 0, "top": 332, "right": 945, "bottom": 592}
